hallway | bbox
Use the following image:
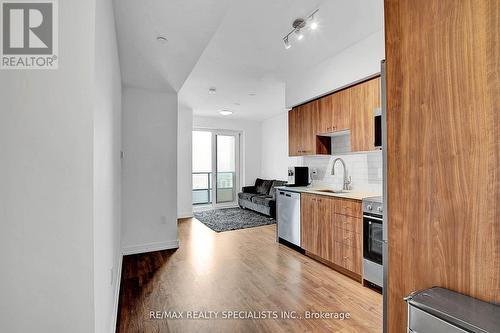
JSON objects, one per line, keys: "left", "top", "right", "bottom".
{"left": 117, "top": 219, "right": 382, "bottom": 332}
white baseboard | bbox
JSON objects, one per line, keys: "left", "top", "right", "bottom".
{"left": 121, "top": 239, "right": 180, "bottom": 256}
{"left": 177, "top": 212, "right": 193, "bottom": 219}
{"left": 111, "top": 254, "right": 123, "bottom": 333}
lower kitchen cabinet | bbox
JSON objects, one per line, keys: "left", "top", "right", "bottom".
{"left": 300, "top": 193, "right": 332, "bottom": 258}
{"left": 301, "top": 193, "right": 362, "bottom": 279}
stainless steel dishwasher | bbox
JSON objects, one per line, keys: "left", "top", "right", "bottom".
{"left": 276, "top": 190, "right": 301, "bottom": 248}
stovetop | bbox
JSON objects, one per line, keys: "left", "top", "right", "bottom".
{"left": 363, "top": 196, "right": 383, "bottom": 204}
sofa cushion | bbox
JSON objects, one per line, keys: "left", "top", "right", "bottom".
{"left": 254, "top": 178, "right": 273, "bottom": 195}
{"left": 242, "top": 186, "right": 257, "bottom": 194}
{"left": 269, "top": 180, "right": 287, "bottom": 199}
{"left": 251, "top": 195, "right": 274, "bottom": 207}
{"left": 238, "top": 192, "right": 257, "bottom": 201}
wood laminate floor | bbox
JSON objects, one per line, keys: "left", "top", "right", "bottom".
{"left": 116, "top": 218, "right": 382, "bottom": 333}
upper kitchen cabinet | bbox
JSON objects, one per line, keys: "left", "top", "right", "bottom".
{"left": 288, "top": 107, "right": 301, "bottom": 156}
{"left": 350, "top": 77, "right": 381, "bottom": 152}
{"left": 288, "top": 100, "right": 330, "bottom": 156}
{"left": 288, "top": 76, "right": 380, "bottom": 156}
{"left": 318, "top": 89, "right": 351, "bottom": 134}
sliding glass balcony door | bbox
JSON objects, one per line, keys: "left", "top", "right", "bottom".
{"left": 216, "top": 134, "right": 237, "bottom": 204}
{"left": 192, "top": 130, "right": 240, "bottom": 208}
{"left": 192, "top": 131, "right": 213, "bottom": 205}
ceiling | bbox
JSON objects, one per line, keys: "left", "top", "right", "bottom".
{"left": 115, "top": 0, "right": 384, "bottom": 120}
{"left": 114, "top": 0, "right": 232, "bottom": 93}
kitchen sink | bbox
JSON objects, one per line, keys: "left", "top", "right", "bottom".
{"left": 314, "top": 189, "right": 346, "bottom": 194}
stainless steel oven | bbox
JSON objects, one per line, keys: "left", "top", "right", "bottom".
{"left": 363, "top": 196, "right": 383, "bottom": 288}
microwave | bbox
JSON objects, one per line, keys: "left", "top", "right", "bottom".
{"left": 373, "top": 107, "right": 382, "bottom": 149}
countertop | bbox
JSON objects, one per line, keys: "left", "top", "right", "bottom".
{"left": 275, "top": 186, "right": 380, "bottom": 201}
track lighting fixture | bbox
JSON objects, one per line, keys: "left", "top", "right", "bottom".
{"left": 282, "top": 8, "right": 319, "bottom": 49}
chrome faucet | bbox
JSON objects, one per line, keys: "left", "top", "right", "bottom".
{"left": 331, "top": 158, "right": 351, "bottom": 191}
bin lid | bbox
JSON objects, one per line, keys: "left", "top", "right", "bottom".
{"left": 406, "top": 287, "right": 500, "bottom": 333}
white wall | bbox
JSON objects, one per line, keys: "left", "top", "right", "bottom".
{"left": 260, "top": 112, "right": 302, "bottom": 181}
{"left": 178, "top": 105, "right": 193, "bottom": 218}
{"left": 285, "top": 30, "right": 385, "bottom": 108}
{"left": 193, "top": 116, "right": 262, "bottom": 187}
{"left": 0, "top": 1, "right": 96, "bottom": 332}
{"left": 122, "top": 87, "right": 179, "bottom": 254}
{"left": 93, "top": 0, "right": 122, "bottom": 332}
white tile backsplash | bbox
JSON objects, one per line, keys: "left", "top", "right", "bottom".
{"left": 304, "top": 150, "right": 383, "bottom": 193}
{"left": 331, "top": 133, "right": 351, "bottom": 154}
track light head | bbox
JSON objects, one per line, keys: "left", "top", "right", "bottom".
{"left": 284, "top": 37, "right": 291, "bottom": 49}
{"left": 295, "top": 29, "right": 304, "bottom": 40}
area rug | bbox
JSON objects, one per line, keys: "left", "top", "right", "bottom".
{"left": 194, "top": 208, "right": 275, "bottom": 233}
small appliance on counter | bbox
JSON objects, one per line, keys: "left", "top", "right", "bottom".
{"left": 286, "top": 166, "right": 309, "bottom": 187}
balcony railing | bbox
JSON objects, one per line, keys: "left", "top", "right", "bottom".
{"left": 192, "top": 172, "right": 235, "bottom": 206}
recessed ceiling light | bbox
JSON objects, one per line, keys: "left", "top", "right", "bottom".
{"left": 208, "top": 87, "right": 217, "bottom": 95}
{"left": 156, "top": 36, "right": 167, "bottom": 42}
{"left": 219, "top": 110, "right": 233, "bottom": 116}
{"left": 310, "top": 21, "right": 318, "bottom": 30}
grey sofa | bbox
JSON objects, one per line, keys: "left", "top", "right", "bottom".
{"left": 238, "top": 178, "right": 287, "bottom": 218}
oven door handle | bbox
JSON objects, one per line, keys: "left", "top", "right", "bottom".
{"left": 363, "top": 215, "right": 383, "bottom": 221}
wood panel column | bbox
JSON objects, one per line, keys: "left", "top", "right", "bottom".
{"left": 384, "top": 0, "right": 499, "bottom": 332}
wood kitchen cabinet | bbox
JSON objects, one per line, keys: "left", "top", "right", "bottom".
{"left": 300, "top": 193, "right": 333, "bottom": 259}
{"left": 299, "top": 101, "right": 315, "bottom": 155}
{"left": 288, "top": 77, "right": 380, "bottom": 156}
{"left": 317, "top": 89, "right": 351, "bottom": 134}
{"left": 288, "top": 107, "right": 301, "bottom": 156}
{"left": 301, "top": 193, "right": 362, "bottom": 279}
{"left": 350, "top": 77, "right": 381, "bottom": 152}
{"left": 332, "top": 198, "right": 362, "bottom": 275}
{"left": 288, "top": 101, "right": 330, "bottom": 156}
